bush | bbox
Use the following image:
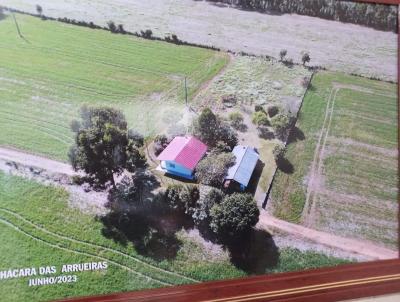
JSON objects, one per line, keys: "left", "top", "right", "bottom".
{"left": 141, "top": 29, "right": 153, "bottom": 39}
{"left": 210, "top": 193, "right": 259, "bottom": 237}
{"left": 252, "top": 111, "right": 269, "bottom": 126}
{"left": 279, "top": 49, "right": 287, "bottom": 61}
{"left": 165, "top": 184, "right": 199, "bottom": 215}
{"left": 153, "top": 134, "right": 171, "bottom": 156}
{"left": 301, "top": 76, "right": 310, "bottom": 88}
{"left": 107, "top": 21, "right": 117, "bottom": 33}
{"left": 273, "top": 143, "right": 286, "bottom": 161}
{"left": 302, "top": 52, "right": 311, "bottom": 66}
{"left": 128, "top": 129, "right": 144, "bottom": 147}
{"left": 271, "top": 114, "right": 294, "bottom": 140}
{"left": 228, "top": 112, "right": 244, "bottom": 130}
{"left": 254, "top": 104, "right": 264, "bottom": 112}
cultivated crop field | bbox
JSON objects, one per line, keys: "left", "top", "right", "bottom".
{"left": 269, "top": 71, "right": 398, "bottom": 249}
{"left": 0, "top": 172, "right": 349, "bottom": 301}
{"left": 0, "top": 13, "right": 228, "bottom": 161}
{"left": 1, "top": 0, "right": 397, "bottom": 81}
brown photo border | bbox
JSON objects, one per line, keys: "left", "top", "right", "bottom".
{"left": 54, "top": 0, "right": 399, "bottom": 301}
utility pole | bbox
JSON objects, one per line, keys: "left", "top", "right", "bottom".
{"left": 12, "top": 12, "right": 23, "bottom": 38}
{"left": 184, "top": 76, "right": 188, "bottom": 108}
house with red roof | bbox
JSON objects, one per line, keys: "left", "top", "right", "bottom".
{"left": 156, "top": 136, "right": 208, "bottom": 180}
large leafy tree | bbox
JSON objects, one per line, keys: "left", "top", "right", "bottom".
{"left": 192, "top": 108, "right": 238, "bottom": 149}
{"left": 195, "top": 153, "right": 235, "bottom": 187}
{"left": 210, "top": 193, "right": 259, "bottom": 237}
{"left": 69, "top": 106, "right": 145, "bottom": 189}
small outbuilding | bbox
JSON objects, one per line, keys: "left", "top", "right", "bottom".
{"left": 224, "top": 145, "right": 259, "bottom": 191}
{"left": 157, "top": 136, "right": 207, "bottom": 180}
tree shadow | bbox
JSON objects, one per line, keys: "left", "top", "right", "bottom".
{"left": 225, "top": 229, "right": 280, "bottom": 274}
{"left": 287, "top": 126, "right": 305, "bottom": 145}
{"left": 100, "top": 172, "right": 193, "bottom": 262}
{"left": 277, "top": 157, "right": 294, "bottom": 174}
{"left": 196, "top": 222, "right": 279, "bottom": 275}
{"left": 258, "top": 126, "right": 275, "bottom": 140}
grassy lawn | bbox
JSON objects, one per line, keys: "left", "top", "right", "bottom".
{"left": 0, "top": 13, "right": 228, "bottom": 161}
{"left": 0, "top": 173, "right": 350, "bottom": 301}
{"left": 270, "top": 71, "right": 398, "bottom": 249}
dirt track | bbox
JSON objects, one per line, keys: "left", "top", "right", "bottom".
{"left": 257, "top": 211, "right": 398, "bottom": 261}
{"left": 2, "top": 0, "right": 397, "bottom": 81}
{"left": 0, "top": 147, "right": 75, "bottom": 176}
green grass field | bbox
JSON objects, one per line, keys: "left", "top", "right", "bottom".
{"left": 0, "top": 173, "right": 349, "bottom": 301}
{"left": 270, "top": 71, "right": 398, "bottom": 249}
{"left": 0, "top": 13, "right": 228, "bottom": 161}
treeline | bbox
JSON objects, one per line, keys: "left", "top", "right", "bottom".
{"left": 207, "top": 0, "right": 398, "bottom": 32}
{"left": 0, "top": 6, "right": 220, "bottom": 51}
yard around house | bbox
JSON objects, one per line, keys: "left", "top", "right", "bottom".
{"left": 269, "top": 71, "right": 398, "bottom": 250}
{"left": 0, "top": 13, "right": 228, "bottom": 161}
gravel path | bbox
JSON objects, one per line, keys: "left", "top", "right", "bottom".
{"left": 258, "top": 211, "right": 398, "bottom": 261}
{"left": 0, "top": 147, "right": 75, "bottom": 176}
{"left": 2, "top": 0, "right": 397, "bottom": 81}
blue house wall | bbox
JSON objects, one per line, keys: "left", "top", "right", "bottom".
{"left": 162, "top": 160, "right": 194, "bottom": 180}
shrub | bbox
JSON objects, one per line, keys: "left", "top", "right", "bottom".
{"left": 228, "top": 112, "right": 244, "bottom": 130}
{"left": 301, "top": 76, "right": 310, "bottom": 88}
{"left": 153, "top": 134, "right": 171, "bottom": 156}
{"left": 128, "top": 129, "right": 144, "bottom": 147}
{"left": 141, "top": 29, "right": 153, "bottom": 39}
{"left": 273, "top": 143, "right": 286, "bottom": 161}
{"left": 210, "top": 193, "right": 259, "bottom": 237}
{"left": 164, "top": 184, "right": 199, "bottom": 215}
{"left": 107, "top": 21, "right": 117, "bottom": 33}
{"left": 117, "top": 24, "right": 126, "bottom": 34}
{"left": 252, "top": 111, "right": 269, "bottom": 126}
{"left": 302, "top": 52, "right": 311, "bottom": 66}
{"left": 36, "top": 5, "right": 43, "bottom": 15}
{"left": 279, "top": 49, "right": 287, "bottom": 61}
{"left": 254, "top": 104, "right": 264, "bottom": 112}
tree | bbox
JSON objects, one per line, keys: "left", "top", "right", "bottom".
{"left": 192, "top": 108, "right": 238, "bottom": 149}
{"left": 252, "top": 111, "right": 269, "bottom": 126}
{"left": 164, "top": 184, "right": 199, "bottom": 215}
{"left": 36, "top": 5, "right": 43, "bottom": 16}
{"left": 301, "top": 52, "right": 311, "bottom": 66}
{"left": 195, "top": 153, "right": 235, "bottom": 187}
{"left": 272, "top": 143, "right": 286, "bottom": 162}
{"left": 210, "top": 193, "right": 259, "bottom": 237}
{"left": 107, "top": 21, "right": 117, "bottom": 33}
{"left": 271, "top": 113, "right": 290, "bottom": 140}
{"left": 279, "top": 49, "right": 287, "bottom": 61}
{"left": 192, "top": 188, "right": 225, "bottom": 226}
{"left": 69, "top": 106, "right": 145, "bottom": 189}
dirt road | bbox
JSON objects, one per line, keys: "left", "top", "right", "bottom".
{"left": 258, "top": 211, "right": 398, "bottom": 260}
{"left": 0, "top": 147, "right": 75, "bottom": 176}
{"left": 2, "top": 0, "right": 397, "bottom": 81}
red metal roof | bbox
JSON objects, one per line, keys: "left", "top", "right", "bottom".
{"left": 157, "top": 136, "right": 207, "bottom": 170}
